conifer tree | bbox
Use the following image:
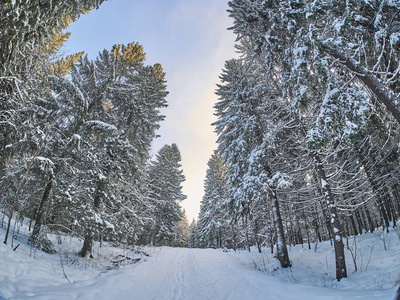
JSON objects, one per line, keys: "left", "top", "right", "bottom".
{"left": 148, "top": 144, "right": 186, "bottom": 246}
{"left": 176, "top": 209, "right": 190, "bottom": 247}
{"left": 225, "top": 0, "right": 399, "bottom": 280}
{"left": 59, "top": 44, "right": 168, "bottom": 255}
{"left": 188, "top": 219, "right": 198, "bottom": 248}
{"left": 0, "top": 40, "right": 169, "bottom": 253}
{"left": 197, "top": 152, "right": 230, "bottom": 249}
{"left": 0, "top": 1, "right": 106, "bottom": 246}
{"left": 0, "top": 0, "right": 105, "bottom": 75}
{"left": 214, "top": 59, "right": 291, "bottom": 266}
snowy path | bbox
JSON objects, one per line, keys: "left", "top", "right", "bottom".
{"left": 2, "top": 246, "right": 397, "bottom": 300}
{"left": 15, "top": 247, "right": 275, "bottom": 300}
{"left": 0, "top": 245, "right": 395, "bottom": 300}
{"left": 126, "top": 247, "right": 271, "bottom": 300}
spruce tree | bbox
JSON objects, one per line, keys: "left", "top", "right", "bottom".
{"left": 197, "top": 152, "right": 230, "bottom": 249}
{"left": 214, "top": 59, "right": 291, "bottom": 267}
{"left": 0, "top": 1, "right": 106, "bottom": 246}
{"left": 176, "top": 209, "right": 190, "bottom": 248}
{"left": 148, "top": 144, "right": 186, "bottom": 246}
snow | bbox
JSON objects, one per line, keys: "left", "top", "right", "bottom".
{"left": 85, "top": 120, "right": 118, "bottom": 132}
{"left": 104, "top": 220, "right": 115, "bottom": 230}
{"left": 321, "top": 178, "right": 328, "bottom": 188}
{"left": 386, "top": 0, "right": 400, "bottom": 9}
{"left": 390, "top": 32, "right": 400, "bottom": 47}
{"left": 299, "top": 84, "right": 308, "bottom": 96}
{"left": 0, "top": 218, "right": 399, "bottom": 300}
{"left": 269, "top": 172, "right": 292, "bottom": 189}
{"left": 333, "top": 18, "right": 345, "bottom": 33}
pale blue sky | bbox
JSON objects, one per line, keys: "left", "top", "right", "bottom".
{"left": 64, "top": 0, "right": 237, "bottom": 221}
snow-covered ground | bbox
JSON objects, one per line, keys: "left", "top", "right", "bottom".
{"left": 1, "top": 218, "right": 399, "bottom": 299}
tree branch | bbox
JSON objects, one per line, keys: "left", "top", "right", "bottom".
{"left": 321, "top": 42, "right": 400, "bottom": 124}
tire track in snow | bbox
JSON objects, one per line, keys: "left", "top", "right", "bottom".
{"left": 151, "top": 248, "right": 219, "bottom": 300}
{"left": 171, "top": 248, "right": 185, "bottom": 299}
{"left": 151, "top": 248, "right": 187, "bottom": 300}
{"left": 186, "top": 249, "right": 222, "bottom": 300}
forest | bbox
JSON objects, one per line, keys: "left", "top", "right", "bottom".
{"left": 0, "top": 1, "right": 187, "bottom": 257}
{"left": 1, "top": 0, "right": 400, "bottom": 287}
{"left": 196, "top": 0, "right": 400, "bottom": 282}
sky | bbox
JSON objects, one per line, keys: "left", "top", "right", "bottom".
{"left": 63, "top": 0, "right": 238, "bottom": 221}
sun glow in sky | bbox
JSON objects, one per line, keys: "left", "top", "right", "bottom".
{"left": 64, "top": 0, "right": 237, "bottom": 221}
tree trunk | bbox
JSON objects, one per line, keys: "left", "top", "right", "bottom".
{"left": 313, "top": 153, "right": 347, "bottom": 281}
{"left": 314, "top": 219, "right": 322, "bottom": 243}
{"left": 30, "top": 178, "right": 53, "bottom": 244}
{"left": 4, "top": 195, "right": 16, "bottom": 245}
{"left": 314, "top": 176, "right": 334, "bottom": 243}
{"left": 364, "top": 207, "right": 374, "bottom": 233}
{"left": 29, "top": 208, "right": 37, "bottom": 232}
{"left": 355, "top": 208, "right": 365, "bottom": 234}
{"left": 270, "top": 190, "right": 291, "bottom": 268}
{"left": 79, "top": 232, "right": 93, "bottom": 257}
{"left": 354, "top": 142, "right": 391, "bottom": 231}
{"left": 256, "top": 238, "right": 262, "bottom": 253}
{"left": 269, "top": 230, "right": 275, "bottom": 254}
{"left": 79, "top": 184, "right": 102, "bottom": 257}
{"left": 349, "top": 214, "right": 359, "bottom": 236}
{"left": 391, "top": 183, "right": 400, "bottom": 217}
{"left": 313, "top": 206, "right": 323, "bottom": 243}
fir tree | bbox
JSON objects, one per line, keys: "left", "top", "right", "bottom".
{"left": 148, "top": 144, "right": 186, "bottom": 246}
{"left": 175, "top": 209, "right": 190, "bottom": 248}
{"left": 197, "top": 152, "right": 230, "bottom": 249}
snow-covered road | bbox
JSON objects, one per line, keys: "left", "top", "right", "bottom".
{"left": 123, "top": 247, "right": 271, "bottom": 300}
{"left": 13, "top": 247, "right": 276, "bottom": 300}
{"left": 3, "top": 246, "right": 396, "bottom": 300}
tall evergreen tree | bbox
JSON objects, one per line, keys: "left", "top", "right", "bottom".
{"left": 0, "top": 0, "right": 106, "bottom": 246}
{"left": 214, "top": 59, "right": 291, "bottom": 267}
{"left": 0, "top": 40, "right": 169, "bottom": 254}
{"left": 148, "top": 144, "right": 186, "bottom": 246}
{"left": 60, "top": 44, "right": 168, "bottom": 255}
{"left": 175, "top": 209, "right": 190, "bottom": 247}
{"left": 197, "top": 152, "right": 231, "bottom": 249}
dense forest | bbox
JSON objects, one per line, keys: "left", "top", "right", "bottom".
{"left": 1, "top": 0, "right": 400, "bottom": 285}
{"left": 0, "top": 1, "right": 188, "bottom": 257}
{"left": 195, "top": 0, "right": 400, "bottom": 281}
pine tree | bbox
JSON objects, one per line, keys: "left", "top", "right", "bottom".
{"left": 228, "top": 0, "right": 400, "bottom": 124}
{"left": 214, "top": 59, "right": 291, "bottom": 266}
{"left": 175, "top": 209, "right": 190, "bottom": 247}
{"left": 0, "top": 40, "right": 169, "bottom": 253}
{"left": 0, "top": 1, "right": 106, "bottom": 246}
{"left": 148, "top": 144, "right": 186, "bottom": 246}
{"left": 226, "top": 0, "right": 400, "bottom": 280}
{"left": 188, "top": 218, "right": 198, "bottom": 248}
{"left": 197, "top": 152, "right": 230, "bottom": 249}
{"left": 0, "top": 0, "right": 105, "bottom": 76}
{"left": 60, "top": 44, "right": 168, "bottom": 255}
